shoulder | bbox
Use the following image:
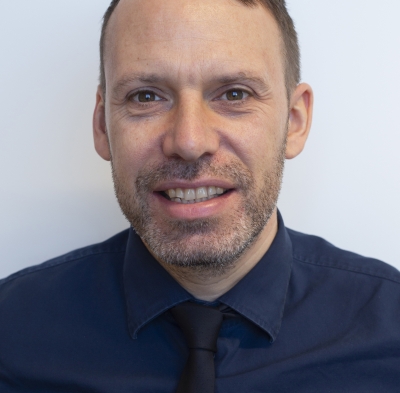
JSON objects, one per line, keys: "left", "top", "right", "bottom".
{"left": 287, "top": 227, "right": 400, "bottom": 285}
{"left": 0, "top": 229, "right": 131, "bottom": 385}
{"left": 0, "top": 229, "right": 130, "bottom": 294}
{"left": 285, "top": 228, "right": 400, "bottom": 331}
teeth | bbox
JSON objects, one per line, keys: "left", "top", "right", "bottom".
{"left": 165, "top": 186, "right": 227, "bottom": 204}
{"left": 168, "top": 189, "right": 176, "bottom": 198}
{"left": 196, "top": 187, "right": 207, "bottom": 199}
{"left": 175, "top": 188, "right": 184, "bottom": 198}
{"left": 184, "top": 189, "right": 196, "bottom": 201}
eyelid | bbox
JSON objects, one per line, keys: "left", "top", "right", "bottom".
{"left": 128, "top": 88, "right": 164, "bottom": 102}
{"left": 216, "top": 87, "right": 251, "bottom": 101}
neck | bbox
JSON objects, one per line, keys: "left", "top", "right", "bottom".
{"left": 156, "top": 210, "right": 278, "bottom": 302}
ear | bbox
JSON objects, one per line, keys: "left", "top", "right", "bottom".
{"left": 286, "top": 83, "right": 314, "bottom": 159}
{"left": 93, "top": 86, "right": 111, "bottom": 161}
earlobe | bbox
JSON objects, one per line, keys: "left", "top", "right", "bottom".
{"left": 285, "top": 83, "right": 314, "bottom": 159}
{"left": 93, "top": 86, "right": 112, "bottom": 161}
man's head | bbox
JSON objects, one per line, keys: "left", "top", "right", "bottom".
{"left": 93, "top": 0, "right": 313, "bottom": 274}
{"left": 99, "top": 0, "right": 300, "bottom": 98}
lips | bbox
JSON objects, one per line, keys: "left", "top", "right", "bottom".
{"left": 162, "top": 186, "right": 227, "bottom": 204}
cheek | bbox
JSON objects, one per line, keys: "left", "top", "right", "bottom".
{"left": 225, "top": 113, "right": 285, "bottom": 175}
{"left": 108, "top": 117, "right": 163, "bottom": 176}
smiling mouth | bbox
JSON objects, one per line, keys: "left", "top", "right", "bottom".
{"left": 159, "top": 186, "right": 230, "bottom": 204}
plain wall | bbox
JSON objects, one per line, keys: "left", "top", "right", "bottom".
{"left": 1, "top": 0, "right": 399, "bottom": 279}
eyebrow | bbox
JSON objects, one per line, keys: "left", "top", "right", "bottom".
{"left": 112, "top": 73, "right": 163, "bottom": 97}
{"left": 112, "top": 71, "right": 271, "bottom": 97}
{"left": 213, "top": 72, "right": 271, "bottom": 93}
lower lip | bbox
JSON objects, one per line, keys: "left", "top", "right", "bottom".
{"left": 153, "top": 190, "right": 236, "bottom": 220}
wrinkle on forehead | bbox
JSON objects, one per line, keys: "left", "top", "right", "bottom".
{"left": 107, "top": 0, "right": 281, "bottom": 54}
{"left": 104, "top": 0, "right": 286, "bottom": 96}
{"left": 113, "top": 0, "right": 242, "bottom": 35}
{"left": 111, "top": 6, "right": 267, "bottom": 45}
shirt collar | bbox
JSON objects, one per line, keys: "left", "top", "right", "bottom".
{"left": 218, "top": 211, "right": 293, "bottom": 341}
{"left": 123, "top": 232, "right": 193, "bottom": 339}
{"left": 123, "top": 210, "right": 293, "bottom": 341}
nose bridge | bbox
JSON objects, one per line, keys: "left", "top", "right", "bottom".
{"left": 162, "top": 90, "right": 219, "bottom": 162}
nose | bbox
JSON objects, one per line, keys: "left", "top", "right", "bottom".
{"left": 162, "top": 94, "right": 220, "bottom": 162}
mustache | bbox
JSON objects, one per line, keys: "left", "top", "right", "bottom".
{"left": 135, "top": 157, "right": 253, "bottom": 192}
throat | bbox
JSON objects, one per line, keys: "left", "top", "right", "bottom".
{"left": 158, "top": 260, "right": 242, "bottom": 302}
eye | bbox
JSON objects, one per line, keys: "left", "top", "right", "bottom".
{"left": 132, "top": 91, "right": 162, "bottom": 103}
{"left": 221, "top": 89, "right": 249, "bottom": 101}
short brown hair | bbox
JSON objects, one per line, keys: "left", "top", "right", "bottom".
{"left": 99, "top": 0, "right": 300, "bottom": 96}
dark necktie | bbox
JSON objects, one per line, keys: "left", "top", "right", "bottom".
{"left": 171, "top": 302, "right": 223, "bottom": 393}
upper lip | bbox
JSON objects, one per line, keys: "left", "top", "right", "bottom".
{"left": 154, "top": 179, "right": 236, "bottom": 192}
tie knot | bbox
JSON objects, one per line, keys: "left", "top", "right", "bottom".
{"left": 172, "top": 302, "right": 223, "bottom": 353}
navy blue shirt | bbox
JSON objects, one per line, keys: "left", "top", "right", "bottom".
{"left": 1, "top": 213, "right": 400, "bottom": 392}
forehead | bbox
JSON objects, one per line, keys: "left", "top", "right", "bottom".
{"left": 104, "top": 0, "right": 285, "bottom": 89}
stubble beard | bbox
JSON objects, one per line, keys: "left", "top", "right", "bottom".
{"left": 112, "top": 141, "right": 286, "bottom": 275}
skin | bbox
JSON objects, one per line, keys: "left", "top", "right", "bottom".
{"left": 93, "top": 0, "right": 313, "bottom": 301}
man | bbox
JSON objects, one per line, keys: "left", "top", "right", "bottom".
{"left": 0, "top": 0, "right": 399, "bottom": 392}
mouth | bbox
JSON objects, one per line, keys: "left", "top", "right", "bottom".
{"left": 158, "top": 186, "right": 231, "bottom": 204}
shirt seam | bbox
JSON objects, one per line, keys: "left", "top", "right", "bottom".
{"left": 293, "top": 255, "right": 400, "bottom": 285}
{"left": 0, "top": 248, "right": 126, "bottom": 286}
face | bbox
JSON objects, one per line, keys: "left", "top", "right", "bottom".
{"left": 94, "top": 0, "right": 312, "bottom": 272}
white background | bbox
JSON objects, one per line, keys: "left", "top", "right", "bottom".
{"left": 1, "top": 0, "right": 399, "bottom": 279}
